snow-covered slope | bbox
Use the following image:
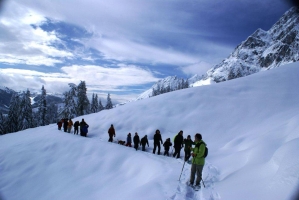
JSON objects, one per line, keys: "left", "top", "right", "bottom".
{"left": 1, "top": 63, "right": 299, "bottom": 200}
{"left": 194, "top": 7, "right": 299, "bottom": 84}
{"left": 136, "top": 76, "right": 188, "bottom": 100}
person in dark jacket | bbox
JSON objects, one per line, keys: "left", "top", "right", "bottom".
{"left": 133, "top": 132, "right": 140, "bottom": 151}
{"left": 63, "top": 118, "right": 68, "bottom": 132}
{"left": 153, "top": 129, "right": 163, "bottom": 155}
{"left": 140, "top": 135, "right": 149, "bottom": 151}
{"left": 173, "top": 130, "right": 184, "bottom": 159}
{"left": 126, "top": 133, "right": 132, "bottom": 147}
{"left": 108, "top": 124, "right": 116, "bottom": 142}
{"left": 184, "top": 135, "right": 194, "bottom": 161}
{"left": 81, "top": 124, "right": 89, "bottom": 137}
{"left": 80, "top": 119, "right": 87, "bottom": 137}
{"left": 163, "top": 138, "right": 172, "bottom": 156}
{"left": 74, "top": 121, "right": 79, "bottom": 135}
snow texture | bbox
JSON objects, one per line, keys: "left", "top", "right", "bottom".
{"left": 1, "top": 62, "right": 299, "bottom": 200}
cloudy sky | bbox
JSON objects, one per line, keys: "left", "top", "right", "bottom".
{"left": 0, "top": 0, "right": 294, "bottom": 103}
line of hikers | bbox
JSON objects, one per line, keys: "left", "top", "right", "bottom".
{"left": 108, "top": 125, "right": 207, "bottom": 189}
{"left": 57, "top": 118, "right": 89, "bottom": 137}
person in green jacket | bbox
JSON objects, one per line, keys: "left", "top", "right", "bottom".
{"left": 183, "top": 135, "right": 194, "bottom": 161}
{"left": 189, "top": 133, "right": 206, "bottom": 188}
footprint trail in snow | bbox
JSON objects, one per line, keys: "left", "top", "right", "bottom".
{"left": 169, "top": 160, "right": 221, "bottom": 200}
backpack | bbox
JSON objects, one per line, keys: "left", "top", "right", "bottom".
{"left": 196, "top": 142, "right": 208, "bottom": 158}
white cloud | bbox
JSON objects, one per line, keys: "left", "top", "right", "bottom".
{"left": 60, "top": 64, "right": 159, "bottom": 87}
{"left": 181, "top": 61, "right": 214, "bottom": 76}
{"left": 0, "top": 65, "right": 159, "bottom": 101}
{"left": 3, "top": 0, "right": 205, "bottom": 66}
{"left": 0, "top": 2, "right": 73, "bottom": 66}
{"left": 87, "top": 37, "right": 200, "bottom": 65}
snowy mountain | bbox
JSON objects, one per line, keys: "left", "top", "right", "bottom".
{"left": 136, "top": 76, "right": 189, "bottom": 100}
{"left": 0, "top": 87, "right": 16, "bottom": 114}
{"left": 137, "top": 7, "right": 299, "bottom": 100}
{"left": 0, "top": 87, "right": 63, "bottom": 114}
{"left": 1, "top": 62, "right": 299, "bottom": 200}
{"left": 197, "top": 7, "right": 299, "bottom": 84}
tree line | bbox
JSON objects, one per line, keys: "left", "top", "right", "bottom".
{"left": 152, "top": 79, "right": 189, "bottom": 97}
{"left": 0, "top": 81, "right": 113, "bottom": 135}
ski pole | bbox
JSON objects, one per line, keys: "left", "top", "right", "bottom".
{"left": 201, "top": 178, "right": 205, "bottom": 188}
{"left": 178, "top": 160, "right": 186, "bottom": 181}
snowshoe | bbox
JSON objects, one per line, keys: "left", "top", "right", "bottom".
{"left": 194, "top": 184, "right": 201, "bottom": 191}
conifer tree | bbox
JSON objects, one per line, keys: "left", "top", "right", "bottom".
{"left": 60, "top": 84, "right": 77, "bottom": 119}
{"left": 20, "top": 89, "right": 34, "bottom": 130}
{"left": 38, "top": 85, "right": 47, "bottom": 126}
{"left": 0, "top": 112, "right": 7, "bottom": 135}
{"left": 99, "top": 98, "right": 104, "bottom": 111}
{"left": 90, "top": 93, "right": 99, "bottom": 113}
{"left": 184, "top": 79, "right": 189, "bottom": 88}
{"left": 77, "top": 81, "right": 90, "bottom": 115}
{"left": 105, "top": 93, "right": 113, "bottom": 109}
{"left": 94, "top": 94, "right": 99, "bottom": 112}
{"left": 7, "top": 93, "right": 21, "bottom": 133}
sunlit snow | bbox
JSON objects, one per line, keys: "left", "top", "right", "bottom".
{"left": 1, "top": 63, "right": 299, "bottom": 200}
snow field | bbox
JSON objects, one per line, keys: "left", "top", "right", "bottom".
{"left": 1, "top": 62, "right": 299, "bottom": 200}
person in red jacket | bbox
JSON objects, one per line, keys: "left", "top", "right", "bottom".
{"left": 57, "top": 120, "right": 62, "bottom": 130}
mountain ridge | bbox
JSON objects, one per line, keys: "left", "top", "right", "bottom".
{"left": 137, "top": 7, "right": 299, "bottom": 100}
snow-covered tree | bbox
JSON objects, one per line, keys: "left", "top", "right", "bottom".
{"left": 6, "top": 93, "right": 21, "bottom": 133}
{"left": 90, "top": 93, "right": 99, "bottom": 113}
{"left": 60, "top": 84, "right": 77, "bottom": 119}
{"left": 0, "top": 112, "right": 7, "bottom": 135}
{"left": 77, "top": 81, "right": 90, "bottom": 115}
{"left": 19, "top": 89, "right": 34, "bottom": 130}
{"left": 105, "top": 93, "right": 113, "bottom": 109}
{"left": 99, "top": 98, "right": 104, "bottom": 111}
{"left": 37, "top": 85, "right": 47, "bottom": 126}
{"left": 184, "top": 79, "right": 189, "bottom": 88}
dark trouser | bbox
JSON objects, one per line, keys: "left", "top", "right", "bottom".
{"left": 64, "top": 126, "right": 67, "bottom": 132}
{"left": 190, "top": 164, "right": 204, "bottom": 185}
{"left": 74, "top": 127, "right": 78, "bottom": 135}
{"left": 185, "top": 149, "right": 191, "bottom": 161}
{"left": 108, "top": 136, "right": 113, "bottom": 142}
{"left": 164, "top": 148, "right": 170, "bottom": 156}
{"left": 153, "top": 142, "right": 161, "bottom": 154}
{"left": 134, "top": 143, "right": 139, "bottom": 150}
{"left": 173, "top": 146, "right": 181, "bottom": 158}
{"left": 142, "top": 145, "right": 146, "bottom": 151}
{"left": 58, "top": 126, "right": 61, "bottom": 130}
{"left": 80, "top": 129, "right": 87, "bottom": 137}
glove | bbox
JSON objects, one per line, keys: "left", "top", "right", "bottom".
{"left": 192, "top": 153, "right": 196, "bottom": 157}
